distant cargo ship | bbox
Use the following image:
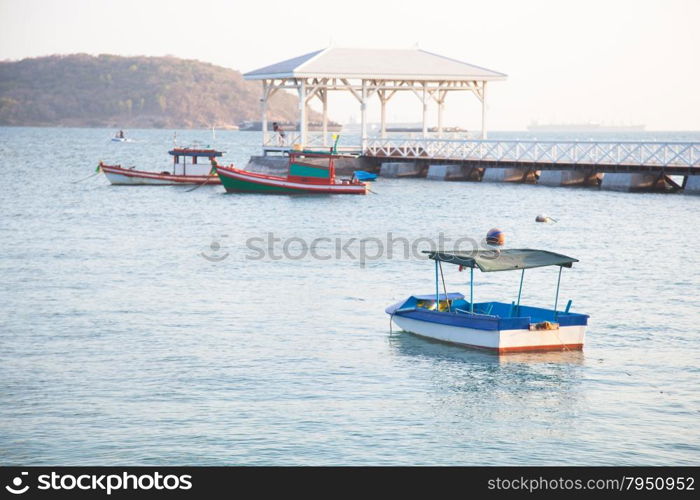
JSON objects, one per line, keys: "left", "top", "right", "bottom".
{"left": 527, "top": 122, "right": 646, "bottom": 132}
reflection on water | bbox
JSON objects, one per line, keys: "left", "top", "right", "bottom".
{"left": 388, "top": 331, "right": 586, "bottom": 460}
{"left": 389, "top": 330, "right": 586, "bottom": 365}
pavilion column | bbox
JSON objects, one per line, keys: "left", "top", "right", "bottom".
{"left": 422, "top": 84, "right": 428, "bottom": 137}
{"left": 261, "top": 80, "right": 269, "bottom": 146}
{"left": 360, "top": 80, "right": 368, "bottom": 151}
{"left": 298, "top": 79, "right": 307, "bottom": 146}
{"left": 378, "top": 88, "right": 395, "bottom": 139}
{"left": 437, "top": 95, "right": 445, "bottom": 139}
{"left": 481, "top": 81, "right": 488, "bottom": 140}
{"left": 380, "top": 91, "right": 387, "bottom": 139}
{"left": 321, "top": 89, "right": 328, "bottom": 146}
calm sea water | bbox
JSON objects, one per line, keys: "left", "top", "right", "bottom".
{"left": 1, "top": 127, "right": 699, "bottom": 465}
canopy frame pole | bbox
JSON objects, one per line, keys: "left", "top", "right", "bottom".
{"left": 470, "top": 266, "right": 474, "bottom": 313}
{"left": 434, "top": 259, "right": 440, "bottom": 309}
{"left": 516, "top": 268, "right": 525, "bottom": 314}
{"left": 438, "top": 260, "right": 450, "bottom": 312}
{"left": 553, "top": 266, "right": 563, "bottom": 319}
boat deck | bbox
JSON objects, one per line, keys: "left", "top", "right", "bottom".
{"left": 387, "top": 296, "right": 588, "bottom": 331}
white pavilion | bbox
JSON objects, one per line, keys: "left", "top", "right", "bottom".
{"left": 243, "top": 47, "right": 506, "bottom": 149}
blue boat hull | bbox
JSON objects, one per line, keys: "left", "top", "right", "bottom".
{"left": 386, "top": 294, "right": 588, "bottom": 353}
{"left": 353, "top": 170, "right": 377, "bottom": 181}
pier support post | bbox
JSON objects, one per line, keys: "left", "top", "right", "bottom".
{"left": 683, "top": 176, "right": 700, "bottom": 194}
{"left": 427, "top": 164, "right": 473, "bottom": 181}
{"left": 601, "top": 172, "right": 669, "bottom": 192}
{"left": 482, "top": 167, "right": 535, "bottom": 183}
{"left": 380, "top": 162, "right": 424, "bottom": 178}
{"left": 537, "top": 169, "right": 603, "bottom": 187}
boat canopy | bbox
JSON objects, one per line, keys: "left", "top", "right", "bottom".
{"left": 168, "top": 148, "right": 223, "bottom": 157}
{"left": 423, "top": 249, "right": 578, "bottom": 272}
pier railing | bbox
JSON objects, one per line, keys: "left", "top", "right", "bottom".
{"left": 264, "top": 132, "right": 334, "bottom": 149}
{"left": 364, "top": 138, "right": 700, "bottom": 168}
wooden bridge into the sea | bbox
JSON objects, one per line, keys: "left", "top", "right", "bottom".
{"left": 260, "top": 135, "right": 700, "bottom": 193}
{"left": 244, "top": 48, "right": 700, "bottom": 193}
{"left": 362, "top": 137, "right": 700, "bottom": 192}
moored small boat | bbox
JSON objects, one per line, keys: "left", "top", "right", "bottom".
{"left": 386, "top": 248, "right": 589, "bottom": 353}
{"left": 100, "top": 147, "right": 224, "bottom": 185}
{"left": 111, "top": 130, "right": 131, "bottom": 142}
{"left": 353, "top": 170, "right": 378, "bottom": 182}
{"left": 215, "top": 149, "right": 367, "bottom": 195}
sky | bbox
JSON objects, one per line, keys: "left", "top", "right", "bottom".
{"left": 1, "top": 0, "right": 698, "bottom": 130}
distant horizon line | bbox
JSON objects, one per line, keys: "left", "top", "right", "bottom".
{"left": 0, "top": 124, "right": 698, "bottom": 133}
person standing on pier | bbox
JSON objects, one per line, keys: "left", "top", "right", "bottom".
{"left": 272, "top": 122, "right": 286, "bottom": 146}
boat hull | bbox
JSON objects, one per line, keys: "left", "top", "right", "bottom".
{"left": 101, "top": 165, "right": 220, "bottom": 185}
{"left": 354, "top": 170, "right": 377, "bottom": 182}
{"left": 216, "top": 166, "right": 367, "bottom": 195}
{"left": 391, "top": 314, "right": 585, "bottom": 353}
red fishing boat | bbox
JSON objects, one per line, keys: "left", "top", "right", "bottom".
{"left": 99, "top": 147, "right": 223, "bottom": 185}
{"left": 215, "top": 149, "right": 367, "bottom": 195}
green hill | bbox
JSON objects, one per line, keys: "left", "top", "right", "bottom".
{"left": 0, "top": 54, "right": 313, "bottom": 128}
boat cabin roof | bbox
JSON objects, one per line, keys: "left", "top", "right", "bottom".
{"left": 424, "top": 248, "right": 578, "bottom": 272}
{"left": 168, "top": 148, "right": 223, "bottom": 158}
{"left": 291, "top": 149, "right": 357, "bottom": 159}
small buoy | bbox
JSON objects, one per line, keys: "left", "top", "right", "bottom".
{"left": 486, "top": 227, "right": 505, "bottom": 246}
{"left": 535, "top": 214, "right": 558, "bottom": 223}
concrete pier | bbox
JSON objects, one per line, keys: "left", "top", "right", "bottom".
{"left": 380, "top": 162, "right": 424, "bottom": 178}
{"left": 601, "top": 173, "right": 667, "bottom": 192}
{"left": 684, "top": 176, "right": 700, "bottom": 194}
{"left": 426, "top": 164, "right": 480, "bottom": 181}
{"left": 537, "top": 169, "right": 603, "bottom": 187}
{"left": 481, "top": 167, "right": 536, "bottom": 183}
{"left": 363, "top": 138, "right": 700, "bottom": 194}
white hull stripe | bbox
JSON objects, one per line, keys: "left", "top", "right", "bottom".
{"left": 101, "top": 166, "right": 219, "bottom": 184}
{"left": 392, "top": 315, "right": 586, "bottom": 352}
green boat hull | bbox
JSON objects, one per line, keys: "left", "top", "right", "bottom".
{"left": 219, "top": 173, "right": 302, "bottom": 194}
{"left": 215, "top": 164, "right": 367, "bottom": 195}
